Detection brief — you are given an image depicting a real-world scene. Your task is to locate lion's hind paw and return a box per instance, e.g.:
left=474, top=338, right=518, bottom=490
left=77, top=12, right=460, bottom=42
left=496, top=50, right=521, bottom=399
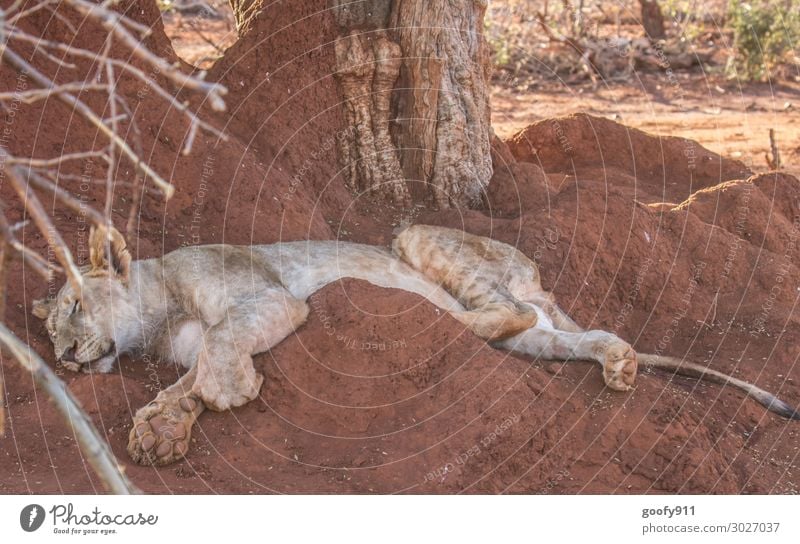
left=602, top=343, right=638, bottom=391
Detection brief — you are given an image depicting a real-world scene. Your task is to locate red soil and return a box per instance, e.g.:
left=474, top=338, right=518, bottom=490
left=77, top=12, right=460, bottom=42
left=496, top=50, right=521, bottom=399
left=1, top=1, right=798, bottom=494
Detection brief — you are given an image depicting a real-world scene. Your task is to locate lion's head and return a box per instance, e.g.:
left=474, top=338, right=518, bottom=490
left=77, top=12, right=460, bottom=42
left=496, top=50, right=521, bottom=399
left=32, top=225, right=137, bottom=373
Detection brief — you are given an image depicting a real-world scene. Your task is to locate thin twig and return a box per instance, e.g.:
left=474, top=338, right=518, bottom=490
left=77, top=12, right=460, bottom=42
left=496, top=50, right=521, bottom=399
left=103, top=36, right=118, bottom=221
left=6, top=0, right=59, bottom=25
left=6, top=150, right=108, bottom=168
left=0, top=323, right=139, bottom=494
left=6, top=28, right=227, bottom=140
left=765, top=128, right=782, bottom=170
left=24, top=167, right=108, bottom=226
left=4, top=164, right=84, bottom=296
left=66, top=0, right=228, bottom=111
left=0, top=237, right=8, bottom=437
left=0, top=83, right=108, bottom=104
left=1, top=46, right=176, bottom=199
left=0, top=210, right=60, bottom=281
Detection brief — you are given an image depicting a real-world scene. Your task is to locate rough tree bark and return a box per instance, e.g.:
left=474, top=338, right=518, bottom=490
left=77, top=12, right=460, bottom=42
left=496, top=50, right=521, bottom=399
left=229, top=0, right=493, bottom=209
left=638, top=0, right=666, bottom=41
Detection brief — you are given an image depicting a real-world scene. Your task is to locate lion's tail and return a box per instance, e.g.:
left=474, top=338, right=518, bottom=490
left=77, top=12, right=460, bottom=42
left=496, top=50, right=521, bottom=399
left=639, top=354, right=800, bottom=420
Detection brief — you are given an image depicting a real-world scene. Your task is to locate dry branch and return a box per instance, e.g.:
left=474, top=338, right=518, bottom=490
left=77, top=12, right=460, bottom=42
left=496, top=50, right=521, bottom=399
left=766, top=128, right=782, bottom=170
left=5, top=28, right=227, bottom=142
left=0, top=209, right=60, bottom=281
left=5, top=165, right=85, bottom=296
left=24, top=168, right=108, bottom=226
left=0, top=323, right=139, bottom=494
left=0, top=238, right=7, bottom=437
left=6, top=150, right=109, bottom=168
left=66, top=0, right=228, bottom=111
left=1, top=47, right=176, bottom=200
left=0, top=0, right=231, bottom=490
left=0, top=83, right=107, bottom=103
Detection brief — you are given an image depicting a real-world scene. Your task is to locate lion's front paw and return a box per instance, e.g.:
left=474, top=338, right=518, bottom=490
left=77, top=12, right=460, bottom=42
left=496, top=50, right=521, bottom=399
left=127, top=394, right=203, bottom=466
left=602, top=343, right=638, bottom=391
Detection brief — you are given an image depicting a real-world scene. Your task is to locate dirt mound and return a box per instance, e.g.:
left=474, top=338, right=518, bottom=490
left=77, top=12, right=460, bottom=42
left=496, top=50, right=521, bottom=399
left=204, top=0, right=352, bottom=216
left=505, top=113, right=753, bottom=205
left=2, top=3, right=799, bottom=494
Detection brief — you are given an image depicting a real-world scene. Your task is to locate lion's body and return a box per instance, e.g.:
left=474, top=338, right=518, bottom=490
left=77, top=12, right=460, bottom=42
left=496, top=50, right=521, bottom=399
left=33, top=224, right=798, bottom=466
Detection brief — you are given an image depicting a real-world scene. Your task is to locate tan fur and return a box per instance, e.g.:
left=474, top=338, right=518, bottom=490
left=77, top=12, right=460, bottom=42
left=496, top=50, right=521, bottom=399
left=33, top=225, right=798, bottom=466
left=88, top=224, right=131, bottom=282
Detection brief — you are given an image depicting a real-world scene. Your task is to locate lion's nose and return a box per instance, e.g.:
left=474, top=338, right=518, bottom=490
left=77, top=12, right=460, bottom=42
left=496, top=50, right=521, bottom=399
left=61, top=341, right=78, bottom=362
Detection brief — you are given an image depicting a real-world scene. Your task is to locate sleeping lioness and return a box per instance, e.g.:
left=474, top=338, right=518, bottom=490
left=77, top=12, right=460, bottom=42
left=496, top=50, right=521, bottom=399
left=32, top=224, right=799, bottom=466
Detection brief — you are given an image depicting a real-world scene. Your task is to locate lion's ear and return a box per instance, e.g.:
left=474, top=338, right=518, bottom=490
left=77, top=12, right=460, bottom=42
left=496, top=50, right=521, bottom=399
left=32, top=298, right=54, bottom=319
left=89, top=224, right=131, bottom=282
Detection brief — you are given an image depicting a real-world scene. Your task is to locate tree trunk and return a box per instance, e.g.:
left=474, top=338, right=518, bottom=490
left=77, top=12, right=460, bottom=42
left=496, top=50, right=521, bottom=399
left=638, top=0, right=666, bottom=41
left=228, top=0, right=493, bottom=209
left=332, top=0, right=493, bottom=209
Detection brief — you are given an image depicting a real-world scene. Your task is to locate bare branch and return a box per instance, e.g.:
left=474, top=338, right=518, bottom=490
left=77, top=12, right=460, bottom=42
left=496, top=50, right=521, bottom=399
left=0, top=83, right=108, bottom=104
left=0, top=211, right=60, bottom=281
left=1, top=46, right=176, bottom=200
left=6, top=0, right=60, bottom=25
left=103, top=36, right=118, bottom=221
left=0, top=233, right=8, bottom=437
left=24, top=168, right=108, bottom=226
left=0, top=323, right=139, bottom=494
left=4, top=164, right=84, bottom=296
left=765, top=128, right=782, bottom=170
left=6, top=28, right=227, bottom=141
left=6, top=150, right=109, bottom=168
left=66, top=0, right=228, bottom=111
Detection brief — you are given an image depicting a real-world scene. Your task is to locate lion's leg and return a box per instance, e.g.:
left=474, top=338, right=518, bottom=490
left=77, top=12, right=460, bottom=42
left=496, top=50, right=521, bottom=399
left=127, top=365, right=204, bottom=466
left=192, top=291, right=309, bottom=412
left=540, top=301, right=584, bottom=333
left=522, top=293, right=584, bottom=333
left=495, top=327, right=637, bottom=391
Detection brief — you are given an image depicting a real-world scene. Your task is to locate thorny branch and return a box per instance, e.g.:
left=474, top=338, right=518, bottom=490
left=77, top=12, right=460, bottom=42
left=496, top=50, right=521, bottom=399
left=0, top=0, right=229, bottom=490
left=0, top=323, right=139, bottom=493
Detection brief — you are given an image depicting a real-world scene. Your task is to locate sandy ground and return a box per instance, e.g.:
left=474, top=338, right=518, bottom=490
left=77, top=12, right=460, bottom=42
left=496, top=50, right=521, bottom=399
left=491, top=75, right=800, bottom=180
left=2, top=2, right=799, bottom=495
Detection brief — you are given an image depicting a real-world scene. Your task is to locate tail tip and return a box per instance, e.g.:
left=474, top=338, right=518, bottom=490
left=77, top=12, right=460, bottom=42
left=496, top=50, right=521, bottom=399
left=767, top=398, right=800, bottom=421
